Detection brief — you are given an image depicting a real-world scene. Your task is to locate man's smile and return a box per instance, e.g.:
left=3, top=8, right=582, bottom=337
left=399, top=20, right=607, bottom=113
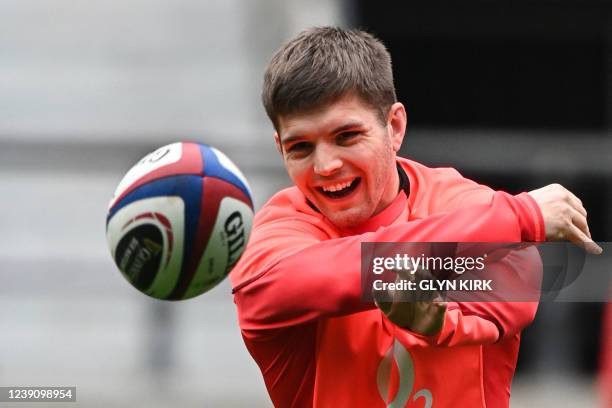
left=316, top=177, right=361, bottom=199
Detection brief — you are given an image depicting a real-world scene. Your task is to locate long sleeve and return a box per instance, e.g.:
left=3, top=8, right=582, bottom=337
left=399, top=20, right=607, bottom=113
left=233, top=191, right=541, bottom=345
left=406, top=163, right=544, bottom=341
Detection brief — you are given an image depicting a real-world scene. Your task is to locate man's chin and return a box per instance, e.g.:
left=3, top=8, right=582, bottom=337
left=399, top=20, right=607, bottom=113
left=321, top=208, right=369, bottom=230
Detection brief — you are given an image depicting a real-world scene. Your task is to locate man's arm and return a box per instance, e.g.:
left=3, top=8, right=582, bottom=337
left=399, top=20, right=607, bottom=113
left=402, top=165, right=600, bottom=339
left=234, top=191, right=540, bottom=346
left=413, top=164, right=600, bottom=254
left=387, top=182, right=602, bottom=340
left=381, top=257, right=543, bottom=347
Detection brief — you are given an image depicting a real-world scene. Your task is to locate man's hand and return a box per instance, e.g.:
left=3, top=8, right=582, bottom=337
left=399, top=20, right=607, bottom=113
left=376, top=298, right=447, bottom=336
left=528, top=183, right=602, bottom=254
left=374, top=267, right=446, bottom=336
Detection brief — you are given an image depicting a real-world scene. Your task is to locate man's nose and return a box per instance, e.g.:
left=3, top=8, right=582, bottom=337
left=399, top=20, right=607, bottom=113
left=313, top=144, right=342, bottom=176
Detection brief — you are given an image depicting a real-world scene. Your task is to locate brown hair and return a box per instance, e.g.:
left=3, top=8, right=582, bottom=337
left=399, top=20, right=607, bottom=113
left=262, top=26, right=397, bottom=130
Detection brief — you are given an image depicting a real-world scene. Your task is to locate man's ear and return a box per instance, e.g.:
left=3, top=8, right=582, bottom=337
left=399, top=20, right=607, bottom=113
left=274, top=132, right=284, bottom=156
left=387, top=102, right=407, bottom=152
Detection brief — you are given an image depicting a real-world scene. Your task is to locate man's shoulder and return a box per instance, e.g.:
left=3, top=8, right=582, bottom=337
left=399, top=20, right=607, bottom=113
left=397, top=157, right=494, bottom=214
left=397, top=156, right=465, bottom=182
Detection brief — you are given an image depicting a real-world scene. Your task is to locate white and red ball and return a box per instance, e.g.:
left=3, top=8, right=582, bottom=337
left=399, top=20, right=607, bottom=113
left=106, top=142, right=253, bottom=300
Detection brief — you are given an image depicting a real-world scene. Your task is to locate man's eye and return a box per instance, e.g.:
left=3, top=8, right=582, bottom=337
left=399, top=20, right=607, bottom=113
left=337, top=131, right=360, bottom=143
left=287, top=142, right=311, bottom=154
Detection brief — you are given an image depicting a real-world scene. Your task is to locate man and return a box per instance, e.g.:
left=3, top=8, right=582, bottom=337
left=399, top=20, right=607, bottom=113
left=230, top=27, right=600, bottom=407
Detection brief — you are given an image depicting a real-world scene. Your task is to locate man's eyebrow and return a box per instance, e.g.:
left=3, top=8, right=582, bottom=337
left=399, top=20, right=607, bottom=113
left=329, top=121, right=363, bottom=135
left=280, top=134, right=305, bottom=146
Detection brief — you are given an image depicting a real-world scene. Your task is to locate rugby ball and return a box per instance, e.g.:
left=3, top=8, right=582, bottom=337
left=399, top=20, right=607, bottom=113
left=106, top=142, right=253, bottom=300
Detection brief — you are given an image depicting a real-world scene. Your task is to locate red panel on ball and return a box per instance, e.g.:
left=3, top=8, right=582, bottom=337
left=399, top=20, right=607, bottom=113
left=168, top=176, right=253, bottom=299
left=111, top=142, right=204, bottom=209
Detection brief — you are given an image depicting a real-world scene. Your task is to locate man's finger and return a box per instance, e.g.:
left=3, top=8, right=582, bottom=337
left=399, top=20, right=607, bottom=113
left=567, top=190, right=587, bottom=217
left=410, top=301, right=447, bottom=336
left=570, top=207, right=591, bottom=239
left=568, top=224, right=603, bottom=255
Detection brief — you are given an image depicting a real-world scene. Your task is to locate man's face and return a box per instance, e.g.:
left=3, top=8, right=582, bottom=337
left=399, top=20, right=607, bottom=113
left=275, top=94, right=406, bottom=229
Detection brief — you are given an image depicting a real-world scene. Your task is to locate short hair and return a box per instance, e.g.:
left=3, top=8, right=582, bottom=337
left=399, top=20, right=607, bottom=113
left=262, top=26, right=397, bottom=130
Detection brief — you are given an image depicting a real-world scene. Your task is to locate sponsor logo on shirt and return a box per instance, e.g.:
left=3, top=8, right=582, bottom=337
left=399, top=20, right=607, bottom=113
left=377, top=339, right=433, bottom=408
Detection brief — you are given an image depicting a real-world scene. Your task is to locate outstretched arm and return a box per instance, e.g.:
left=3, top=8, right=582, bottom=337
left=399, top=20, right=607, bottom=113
left=234, top=191, right=540, bottom=345
left=382, top=183, right=600, bottom=341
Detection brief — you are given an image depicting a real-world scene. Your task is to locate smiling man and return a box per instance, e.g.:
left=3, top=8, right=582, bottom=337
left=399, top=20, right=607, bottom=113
left=230, top=27, right=599, bottom=407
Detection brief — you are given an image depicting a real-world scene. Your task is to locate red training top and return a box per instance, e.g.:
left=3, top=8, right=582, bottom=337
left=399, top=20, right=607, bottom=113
left=231, top=158, right=545, bottom=408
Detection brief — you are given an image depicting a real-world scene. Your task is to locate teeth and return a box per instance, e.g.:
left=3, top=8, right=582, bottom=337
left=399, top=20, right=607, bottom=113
left=322, top=180, right=352, bottom=192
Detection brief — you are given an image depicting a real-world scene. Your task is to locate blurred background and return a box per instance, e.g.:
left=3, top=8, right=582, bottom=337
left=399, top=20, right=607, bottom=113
left=0, top=0, right=610, bottom=407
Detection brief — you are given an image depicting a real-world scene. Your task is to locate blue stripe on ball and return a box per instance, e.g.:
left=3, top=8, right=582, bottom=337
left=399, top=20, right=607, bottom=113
left=107, top=175, right=203, bottom=290
left=199, top=144, right=251, bottom=199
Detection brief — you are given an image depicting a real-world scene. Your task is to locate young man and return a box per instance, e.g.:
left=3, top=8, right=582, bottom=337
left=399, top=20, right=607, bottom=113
left=230, top=27, right=600, bottom=407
